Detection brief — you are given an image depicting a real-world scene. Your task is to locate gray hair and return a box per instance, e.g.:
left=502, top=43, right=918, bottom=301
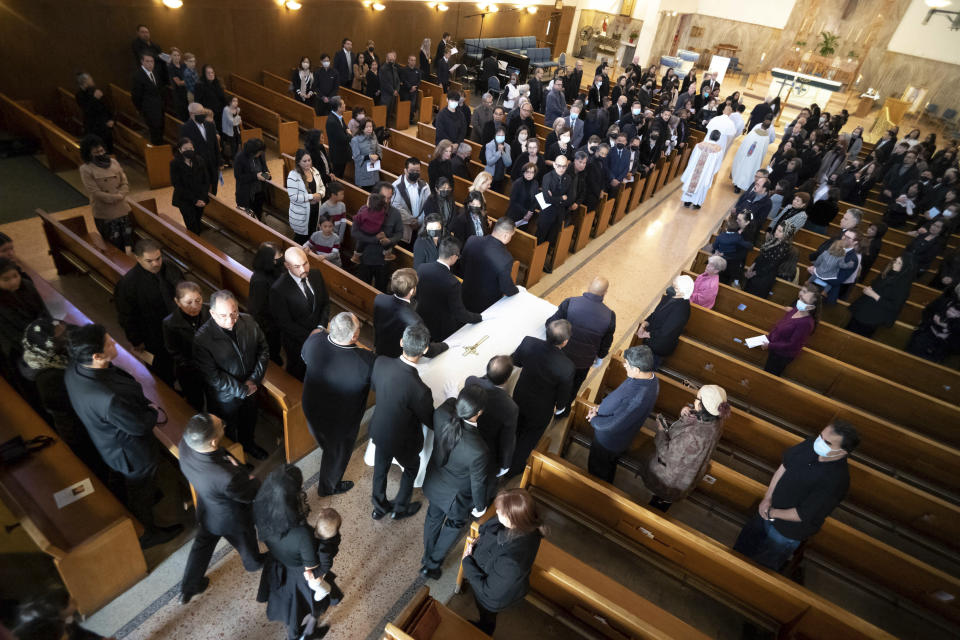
left=209, top=289, right=237, bottom=309
left=707, top=255, right=727, bottom=272
left=844, top=208, right=863, bottom=225
left=401, top=324, right=431, bottom=357
left=184, top=413, right=219, bottom=450
left=457, top=142, right=472, bottom=156
left=623, top=345, right=654, bottom=372
left=328, top=312, right=358, bottom=343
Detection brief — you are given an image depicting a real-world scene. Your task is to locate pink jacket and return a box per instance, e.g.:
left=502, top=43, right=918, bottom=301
left=690, top=272, right=719, bottom=309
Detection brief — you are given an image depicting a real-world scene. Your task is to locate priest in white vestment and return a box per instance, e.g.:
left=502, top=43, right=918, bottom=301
left=681, top=130, right=725, bottom=208
left=731, top=122, right=775, bottom=192
left=706, top=104, right=737, bottom=158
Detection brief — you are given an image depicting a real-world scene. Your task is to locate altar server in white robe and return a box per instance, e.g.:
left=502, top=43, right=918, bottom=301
left=681, top=130, right=725, bottom=209
left=731, top=121, right=775, bottom=192
left=706, top=104, right=737, bottom=158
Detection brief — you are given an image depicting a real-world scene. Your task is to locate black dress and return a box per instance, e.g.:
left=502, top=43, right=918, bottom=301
left=365, top=70, right=381, bottom=102
left=257, top=524, right=321, bottom=640
left=0, top=280, right=49, bottom=362
left=744, top=241, right=792, bottom=299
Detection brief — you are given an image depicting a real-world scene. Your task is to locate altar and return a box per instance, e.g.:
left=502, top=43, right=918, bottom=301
left=364, top=289, right=558, bottom=486
left=766, top=68, right=843, bottom=109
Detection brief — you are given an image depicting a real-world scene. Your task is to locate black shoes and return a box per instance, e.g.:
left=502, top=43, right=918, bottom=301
left=371, top=509, right=387, bottom=520
left=420, top=566, right=442, bottom=580
left=682, top=201, right=691, bottom=208
left=180, top=576, right=209, bottom=605
left=319, top=480, right=354, bottom=497
left=244, top=443, right=269, bottom=460
left=692, top=204, right=701, bottom=210
left=734, top=186, right=742, bottom=193
left=299, top=624, right=329, bottom=640
left=139, top=523, right=184, bottom=549
left=392, top=501, right=423, bottom=520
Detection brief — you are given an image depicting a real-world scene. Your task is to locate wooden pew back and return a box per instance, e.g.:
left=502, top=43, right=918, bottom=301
left=230, top=74, right=321, bottom=130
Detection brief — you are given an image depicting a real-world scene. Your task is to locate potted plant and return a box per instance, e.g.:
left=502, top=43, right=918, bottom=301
left=817, top=31, right=839, bottom=56
left=629, top=30, right=639, bottom=43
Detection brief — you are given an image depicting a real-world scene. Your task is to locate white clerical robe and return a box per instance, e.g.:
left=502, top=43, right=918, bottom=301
left=706, top=114, right=737, bottom=157
left=731, top=125, right=774, bottom=190
left=680, top=140, right=724, bottom=206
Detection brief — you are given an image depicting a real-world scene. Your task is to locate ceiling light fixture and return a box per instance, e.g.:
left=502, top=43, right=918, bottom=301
left=922, top=0, right=960, bottom=28
left=162, top=0, right=183, bottom=7
left=285, top=0, right=302, bottom=9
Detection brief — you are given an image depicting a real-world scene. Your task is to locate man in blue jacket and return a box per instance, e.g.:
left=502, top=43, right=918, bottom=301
left=605, top=132, right=631, bottom=190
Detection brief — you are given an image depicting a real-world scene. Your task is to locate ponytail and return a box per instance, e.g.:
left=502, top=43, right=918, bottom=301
left=435, top=384, right=487, bottom=466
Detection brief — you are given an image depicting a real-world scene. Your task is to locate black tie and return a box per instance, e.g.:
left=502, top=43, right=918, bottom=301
left=302, top=277, right=315, bottom=312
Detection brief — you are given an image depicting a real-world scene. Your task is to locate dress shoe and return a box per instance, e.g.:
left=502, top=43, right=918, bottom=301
left=420, top=566, right=442, bottom=580
left=692, top=204, right=701, bottom=210
left=543, top=264, right=553, bottom=274
left=299, top=624, right=329, bottom=640
left=554, top=406, right=570, bottom=418
left=139, top=523, right=184, bottom=549
left=371, top=509, right=388, bottom=520
left=244, top=443, right=269, bottom=460
left=733, top=186, right=742, bottom=193
left=392, top=501, right=422, bottom=520
left=318, top=480, right=354, bottom=497
left=682, top=201, right=691, bottom=208
left=180, top=576, right=210, bottom=604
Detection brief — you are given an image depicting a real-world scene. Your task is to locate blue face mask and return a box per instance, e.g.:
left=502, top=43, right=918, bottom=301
left=632, top=108, right=641, bottom=116
left=495, top=135, right=505, bottom=144
left=796, top=299, right=812, bottom=312
left=570, top=112, right=578, bottom=120
left=812, top=435, right=842, bottom=458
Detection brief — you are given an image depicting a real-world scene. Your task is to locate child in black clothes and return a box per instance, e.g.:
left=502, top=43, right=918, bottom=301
left=305, top=507, right=344, bottom=611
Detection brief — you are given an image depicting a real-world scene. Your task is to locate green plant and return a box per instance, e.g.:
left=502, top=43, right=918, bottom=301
left=629, top=31, right=639, bottom=40
left=795, top=40, right=807, bottom=47
left=817, top=31, right=839, bottom=56
left=846, top=50, right=858, bottom=59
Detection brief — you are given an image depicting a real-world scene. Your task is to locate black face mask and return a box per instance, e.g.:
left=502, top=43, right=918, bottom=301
left=665, top=286, right=676, bottom=297
left=274, top=257, right=284, bottom=272
left=368, top=46, right=375, bottom=52
left=439, top=189, right=451, bottom=199
left=181, top=149, right=195, bottom=159
left=92, top=154, right=111, bottom=168
left=408, top=172, right=420, bottom=182
left=468, top=205, right=482, bottom=214
left=616, top=143, right=625, bottom=150
left=194, top=114, right=206, bottom=124
left=427, top=228, right=441, bottom=238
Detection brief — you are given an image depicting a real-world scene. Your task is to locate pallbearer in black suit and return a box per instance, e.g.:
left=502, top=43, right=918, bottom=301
left=373, top=268, right=447, bottom=358
left=115, top=238, right=181, bottom=384
left=63, top=324, right=183, bottom=548
left=130, top=53, right=164, bottom=145
left=178, top=414, right=264, bottom=604
left=301, top=312, right=375, bottom=497
left=416, top=237, right=482, bottom=342
left=369, top=324, right=435, bottom=520
left=269, top=247, right=330, bottom=380
left=461, top=217, right=519, bottom=313
left=465, top=355, right=518, bottom=498
left=507, top=320, right=575, bottom=476
left=420, top=385, right=491, bottom=580
left=193, top=290, right=270, bottom=460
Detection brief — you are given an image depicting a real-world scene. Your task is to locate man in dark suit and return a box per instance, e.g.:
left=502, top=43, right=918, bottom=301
left=313, top=53, right=340, bottom=116
left=747, top=96, right=774, bottom=131
left=399, top=55, right=422, bottom=127
left=435, top=92, right=466, bottom=144
left=563, top=102, right=586, bottom=149
left=608, top=95, right=628, bottom=128
left=64, top=324, right=183, bottom=548
left=180, top=102, right=221, bottom=195
left=132, top=24, right=166, bottom=85
left=528, top=67, right=544, bottom=113
left=605, top=132, right=632, bottom=190
left=326, top=97, right=351, bottom=178
left=269, top=247, right=330, bottom=379
left=194, top=290, right=270, bottom=460
left=302, top=312, right=375, bottom=497
left=700, top=72, right=720, bottom=94
left=566, top=60, right=584, bottom=103
left=416, top=237, right=482, bottom=341
left=435, top=32, right=452, bottom=73
left=437, top=49, right=452, bottom=92
left=380, top=50, right=401, bottom=128
left=461, top=217, right=520, bottom=313
left=420, top=385, right=491, bottom=579
left=369, top=324, right=435, bottom=520
left=178, top=413, right=263, bottom=603
left=507, top=320, right=575, bottom=476
left=333, top=38, right=353, bottom=88
left=881, top=150, right=919, bottom=200
left=115, top=239, right=181, bottom=384
left=465, top=355, right=518, bottom=498
left=546, top=277, right=616, bottom=413
left=373, top=268, right=447, bottom=358
left=131, top=53, right=165, bottom=145
left=538, top=155, right=574, bottom=273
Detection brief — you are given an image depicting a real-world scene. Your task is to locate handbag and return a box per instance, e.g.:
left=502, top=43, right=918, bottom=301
left=0, top=434, right=55, bottom=466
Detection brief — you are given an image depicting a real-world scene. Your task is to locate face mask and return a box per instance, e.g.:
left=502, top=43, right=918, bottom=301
left=650, top=136, right=659, bottom=142
left=796, top=299, right=812, bottom=311
left=368, top=46, right=375, bottom=52
left=560, top=135, right=570, bottom=145
left=194, top=114, right=206, bottom=123
left=812, top=435, right=842, bottom=458
left=588, top=144, right=597, bottom=152
left=665, top=286, right=676, bottom=297
left=631, top=145, right=640, bottom=151
left=93, top=153, right=111, bottom=168
left=439, top=189, right=451, bottom=198
left=274, top=257, right=284, bottom=271
left=408, top=171, right=420, bottom=182
left=427, top=227, right=441, bottom=237
left=570, top=112, right=578, bottom=120
left=616, top=142, right=625, bottom=150
left=468, top=205, right=482, bottom=214
left=495, top=135, right=506, bottom=144
left=181, top=149, right=195, bottom=159
left=322, top=61, right=330, bottom=69
left=448, top=101, right=458, bottom=111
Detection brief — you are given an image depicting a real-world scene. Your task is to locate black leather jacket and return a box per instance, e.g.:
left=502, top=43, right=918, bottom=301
left=192, top=313, right=269, bottom=402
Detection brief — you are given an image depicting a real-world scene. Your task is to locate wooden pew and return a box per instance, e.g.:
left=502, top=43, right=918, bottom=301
left=0, top=93, right=82, bottom=171
left=229, top=74, right=322, bottom=131
left=562, top=396, right=960, bottom=627
left=518, top=451, right=894, bottom=639
left=592, top=193, right=615, bottom=238
left=56, top=86, right=84, bottom=134
left=795, top=226, right=943, bottom=275
left=570, top=203, right=596, bottom=253
left=689, top=273, right=960, bottom=405
left=681, top=304, right=960, bottom=445
left=340, top=86, right=387, bottom=129
left=384, top=586, right=488, bottom=640
left=219, top=89, right=298, bottom=157
left=415, top=122, right=483, bottom=164
left=660, top=336, right=960, bottom=492
left=0, top=375, right=146, bottom=615
left=589, top=367, right=960, bottom=554
left=416, top=90, right=434, bottom=126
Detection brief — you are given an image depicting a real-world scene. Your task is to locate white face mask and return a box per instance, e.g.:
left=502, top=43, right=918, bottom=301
left=560, top=135, right=571, bottom=145
left=812, top=435, right=842, bottom=458
left=448, top=100, right=458, bottom=111
left=322, top=61, right=330, bottom=69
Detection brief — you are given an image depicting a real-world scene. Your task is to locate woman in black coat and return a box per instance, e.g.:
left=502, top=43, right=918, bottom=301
left=448, top=191, right=490, bottom=247
left=422, top=177, right=457, bottom=227
left=636, top=275, right=693, bottom=366
left=364, top=59, right=381, bottom=103
left=75, top=73, right=114, bottom=153
left=162, top=281, right=210, bottom=410
left=847, top=253, right=917, bottom=337
left=254, top=465, right=327, bottom=640
left=194, top=64, right=228, bottom=130
left=461, top=488, right=545, bottom=635
left=248, top=242, right=284, bottom=365
left=234, top=138, right=269, bottom=219
left=506, top=162, right=540, bottom=223
left=170, top=138, right=210, bottom=235
left=421, top=386, right=491, bottom=579
left=905, top=219, right=947, bottom=276
left=303, top=129, right=333, bottom=187
left=858, top=222, right=888, bottom=282
left=428, top=142, right=455, bottom=192
left=744, top=223, right=796, bottom=299
left=413, top=213, right=447, bottom=268
left=0, top=258, right=49, bottom=365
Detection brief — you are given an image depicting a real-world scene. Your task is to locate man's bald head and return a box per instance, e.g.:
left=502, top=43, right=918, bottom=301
left=284, top=246, right=310, bottom=278
left=587, top=276, right=609, bottom=297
